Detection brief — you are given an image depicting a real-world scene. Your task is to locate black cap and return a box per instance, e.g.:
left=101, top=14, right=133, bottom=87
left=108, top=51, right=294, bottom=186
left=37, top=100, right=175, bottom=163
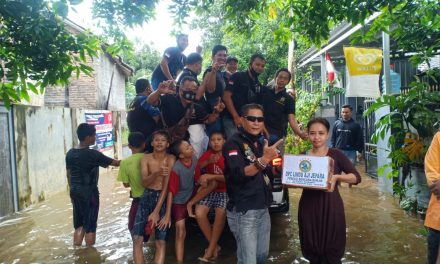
left=186, top=53, right=203, bottom=65
left=226, top=56, right=238, bottom=63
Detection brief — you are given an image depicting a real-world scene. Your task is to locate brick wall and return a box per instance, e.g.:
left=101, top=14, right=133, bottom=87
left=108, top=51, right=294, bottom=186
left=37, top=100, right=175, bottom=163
left=68, top=56, right=98, bottom=109
left=44, top=85, right=66, bottom=107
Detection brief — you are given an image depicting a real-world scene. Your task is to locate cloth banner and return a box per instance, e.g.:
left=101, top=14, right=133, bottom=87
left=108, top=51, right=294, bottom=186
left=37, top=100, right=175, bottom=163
left=343, top=47, right=382, bottom=98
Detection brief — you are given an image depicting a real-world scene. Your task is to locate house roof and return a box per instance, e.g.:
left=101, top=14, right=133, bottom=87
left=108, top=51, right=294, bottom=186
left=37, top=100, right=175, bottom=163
left=297, top=12, right=383, bottom=67
left=64, top=18, right=133, bottom=77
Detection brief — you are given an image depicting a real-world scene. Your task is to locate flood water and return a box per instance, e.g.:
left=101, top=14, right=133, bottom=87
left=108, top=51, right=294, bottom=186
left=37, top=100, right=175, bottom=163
left=0, top=165, right=427, bottom=263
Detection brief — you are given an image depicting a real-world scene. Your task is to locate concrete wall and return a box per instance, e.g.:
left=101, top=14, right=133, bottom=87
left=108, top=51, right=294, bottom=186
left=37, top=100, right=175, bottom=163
left=13, top=105, right=124, bottom=210
left=95, top=53, right=126, bottom=111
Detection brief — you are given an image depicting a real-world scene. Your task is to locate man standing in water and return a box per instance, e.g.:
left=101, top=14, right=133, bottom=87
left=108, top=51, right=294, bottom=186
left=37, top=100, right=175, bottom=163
left=66, top=123, right=120, bottom=246
left=331, top=104, right=364, bottom=164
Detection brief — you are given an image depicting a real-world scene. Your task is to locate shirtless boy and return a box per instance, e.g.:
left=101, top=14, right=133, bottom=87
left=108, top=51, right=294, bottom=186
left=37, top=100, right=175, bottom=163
left=131, top=130, right=175, bottom=264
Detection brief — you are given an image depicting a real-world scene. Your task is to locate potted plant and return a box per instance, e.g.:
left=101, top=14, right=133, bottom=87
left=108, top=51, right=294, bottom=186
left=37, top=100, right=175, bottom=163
left=364, top=68, right=440, bottom=214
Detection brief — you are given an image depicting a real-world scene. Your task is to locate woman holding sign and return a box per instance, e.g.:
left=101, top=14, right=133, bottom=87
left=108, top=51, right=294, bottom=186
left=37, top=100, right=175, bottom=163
left=298, top=117, right=361, bottom=264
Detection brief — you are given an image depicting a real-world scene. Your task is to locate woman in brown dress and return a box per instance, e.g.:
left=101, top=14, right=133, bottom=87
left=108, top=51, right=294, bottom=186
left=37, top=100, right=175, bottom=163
left=298, top=117, right=361, bottom=264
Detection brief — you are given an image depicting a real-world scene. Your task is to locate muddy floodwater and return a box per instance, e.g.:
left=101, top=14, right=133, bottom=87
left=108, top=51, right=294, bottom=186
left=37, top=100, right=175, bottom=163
left=0, top=166, right=427, bottom=263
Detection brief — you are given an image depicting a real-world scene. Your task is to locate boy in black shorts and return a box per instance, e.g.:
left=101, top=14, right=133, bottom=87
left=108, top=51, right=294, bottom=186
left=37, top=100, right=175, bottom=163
left=66, top=123, right=120, bottom=246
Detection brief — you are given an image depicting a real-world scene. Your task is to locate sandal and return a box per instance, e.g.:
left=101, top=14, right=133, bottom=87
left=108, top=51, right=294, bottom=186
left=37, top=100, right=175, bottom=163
left=198, top=256, right=214, bottom=263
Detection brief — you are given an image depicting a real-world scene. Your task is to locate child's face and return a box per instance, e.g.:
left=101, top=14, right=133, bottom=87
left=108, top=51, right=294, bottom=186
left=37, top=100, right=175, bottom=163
left=179, top=141, right=194, bottom=159
left=209, top=134, right=225, bottom=152
left=85, top=133, right=96, bottom=146
left=151, top=134, right=169, bottom=151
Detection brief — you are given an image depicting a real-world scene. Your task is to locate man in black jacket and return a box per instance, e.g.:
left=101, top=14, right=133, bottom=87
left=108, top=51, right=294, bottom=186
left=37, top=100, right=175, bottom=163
left=331, top=104, right=364, bottom=164
left=223, top=103, right=282, bottom=264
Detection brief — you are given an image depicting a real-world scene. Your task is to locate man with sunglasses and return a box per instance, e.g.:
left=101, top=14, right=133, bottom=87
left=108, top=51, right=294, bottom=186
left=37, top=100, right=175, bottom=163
left=223, top=103, right=283, bottom=264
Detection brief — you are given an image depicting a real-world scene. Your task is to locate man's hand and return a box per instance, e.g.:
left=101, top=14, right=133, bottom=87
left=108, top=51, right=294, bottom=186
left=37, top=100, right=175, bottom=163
left=430, top=179, right=440, bottom=198
left=157, top=80, right=176, bottom=95
left=213, top=100, right=225, bottom=114
left=299, top=131, right=308, bottom=140
left=212, top=61, right=226, bottom=73
left=261, top=139, right=283, bottom=164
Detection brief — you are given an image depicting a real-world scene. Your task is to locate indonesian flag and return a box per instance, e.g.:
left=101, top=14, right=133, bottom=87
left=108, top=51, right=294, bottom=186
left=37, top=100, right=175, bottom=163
left=325, top=52, right=342, bottom=87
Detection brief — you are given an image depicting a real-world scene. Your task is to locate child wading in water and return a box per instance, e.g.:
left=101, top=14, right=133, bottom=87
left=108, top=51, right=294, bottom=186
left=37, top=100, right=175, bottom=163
left=187, top=131, right=227, bottom=261
left=166, top=140, right=197, bottom=262
left=131, top=130, right=175, bottom=264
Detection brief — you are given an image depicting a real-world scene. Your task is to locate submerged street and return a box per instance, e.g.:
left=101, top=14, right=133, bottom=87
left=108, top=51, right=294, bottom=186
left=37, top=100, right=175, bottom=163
left=0, top=166, right=427, bottom=264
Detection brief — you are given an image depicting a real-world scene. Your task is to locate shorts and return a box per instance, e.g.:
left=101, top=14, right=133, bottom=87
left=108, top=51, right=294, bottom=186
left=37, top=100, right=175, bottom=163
left=128, top=198, right=140, bottom=231
left=131, top=189, right=168, bottom=241
left=70, top=186, right=100, bottom=233
left=172, top=203, right=188, bottom=223
left=197, top=192, right=228, bottom=209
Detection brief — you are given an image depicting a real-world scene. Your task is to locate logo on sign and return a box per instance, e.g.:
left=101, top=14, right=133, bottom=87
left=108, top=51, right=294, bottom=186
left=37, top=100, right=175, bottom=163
left=353, top=53, right=377, bottom=65
left=299, top=159, right=312, bottom=173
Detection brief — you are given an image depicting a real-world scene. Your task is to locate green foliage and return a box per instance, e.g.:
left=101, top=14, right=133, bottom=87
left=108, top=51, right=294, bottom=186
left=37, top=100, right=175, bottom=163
left=0, top=0, right=159, bottom=109
left=0, top=0, right=100, bottom=109
left=186, top=0, right=288, bottom=85
left=123, top=44, right=161, bottom=107
left=364, top=69, right=440, bottom=201
left=284, top=88, right=322, bottom=155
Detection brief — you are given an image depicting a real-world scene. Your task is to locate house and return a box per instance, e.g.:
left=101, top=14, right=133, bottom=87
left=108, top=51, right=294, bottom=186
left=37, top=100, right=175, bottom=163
left=0, top=19, right=132, bottom=217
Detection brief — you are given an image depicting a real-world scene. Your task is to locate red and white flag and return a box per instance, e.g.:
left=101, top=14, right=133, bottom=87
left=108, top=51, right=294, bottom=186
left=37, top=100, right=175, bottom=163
left=325, top=52, right=342, bottom=87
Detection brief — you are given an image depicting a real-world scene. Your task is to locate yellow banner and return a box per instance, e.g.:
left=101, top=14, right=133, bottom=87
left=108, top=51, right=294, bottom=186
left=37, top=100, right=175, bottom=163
left=344, top=47, right=382, bottom=75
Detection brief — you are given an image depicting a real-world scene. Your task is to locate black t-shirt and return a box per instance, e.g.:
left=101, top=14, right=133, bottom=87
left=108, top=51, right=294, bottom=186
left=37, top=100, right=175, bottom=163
left=260, top=87, right=295, bottom=137
left=66, top=148, right=114, bottom=188
left=203, top=66, right=226, bottom=110
left=126, top=96, right=159, bottom=139
left=222, top=130, right=272, bottom=212
left=159, top=94, right=209, bottom=126
left=224, top=71, right=262, bottom=118
left=151, top=47, right=186, bottom=83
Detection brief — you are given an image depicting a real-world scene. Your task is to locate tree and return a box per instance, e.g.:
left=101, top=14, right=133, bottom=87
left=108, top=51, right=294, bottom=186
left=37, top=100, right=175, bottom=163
left=0, top=0, right=158, bottom=109
left=172, top=0, right=439, bottom=65
left=188, top=0, right=288, bottom=85
left=124, top=43, right=161, bottom=107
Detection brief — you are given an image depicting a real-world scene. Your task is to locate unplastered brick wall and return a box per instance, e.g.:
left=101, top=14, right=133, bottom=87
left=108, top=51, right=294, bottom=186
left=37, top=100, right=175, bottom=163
left=44, top=85, right=66, bottom=107
left=68, top=56, right=98, bottom=109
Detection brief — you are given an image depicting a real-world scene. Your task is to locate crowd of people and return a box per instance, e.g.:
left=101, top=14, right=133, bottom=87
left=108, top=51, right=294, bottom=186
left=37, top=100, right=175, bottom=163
left=66, top=33, right=438, bottom=264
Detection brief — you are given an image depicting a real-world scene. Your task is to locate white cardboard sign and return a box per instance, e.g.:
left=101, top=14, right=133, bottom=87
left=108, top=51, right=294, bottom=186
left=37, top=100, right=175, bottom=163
left=282, top=154, right=330, bottom=189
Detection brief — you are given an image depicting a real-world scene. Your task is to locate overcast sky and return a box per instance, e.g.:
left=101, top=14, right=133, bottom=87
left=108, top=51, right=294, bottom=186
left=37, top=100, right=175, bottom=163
left=68, top=0, right=202, bottom=55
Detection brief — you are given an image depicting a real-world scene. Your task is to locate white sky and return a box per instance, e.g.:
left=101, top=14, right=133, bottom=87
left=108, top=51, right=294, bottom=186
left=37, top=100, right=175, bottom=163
left=68, top=0, right=202, bottom=55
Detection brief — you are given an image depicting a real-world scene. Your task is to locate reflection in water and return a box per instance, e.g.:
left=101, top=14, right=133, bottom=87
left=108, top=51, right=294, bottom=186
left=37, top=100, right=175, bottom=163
left=0, top=167, right=426, bottom=263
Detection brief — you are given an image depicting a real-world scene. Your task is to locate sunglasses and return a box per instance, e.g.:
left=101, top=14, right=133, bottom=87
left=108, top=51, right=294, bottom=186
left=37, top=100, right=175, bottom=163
left=244, top=116, right=264, bottom=122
